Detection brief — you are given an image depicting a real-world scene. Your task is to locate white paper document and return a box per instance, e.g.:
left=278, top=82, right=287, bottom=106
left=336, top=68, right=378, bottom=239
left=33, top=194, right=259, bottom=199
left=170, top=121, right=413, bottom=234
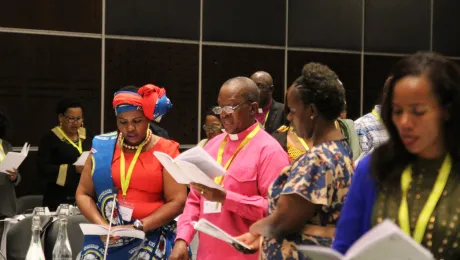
left=73, top=151, right=90, bottom=166
left=192, top=218, right=251, bottom=250
left=153, top=146, right=226, bottom=191
left=297, top=219, right=434, bottom=260
left=79, top=224, right=145, bottom=240
left=0, top=142, right=30, bottom=173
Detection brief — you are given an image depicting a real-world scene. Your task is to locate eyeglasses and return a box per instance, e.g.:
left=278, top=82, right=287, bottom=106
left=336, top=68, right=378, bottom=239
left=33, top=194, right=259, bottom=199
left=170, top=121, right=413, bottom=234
left=64, top=114, right=83, bottom=123
left=203, top=125, right=222, bottom=132
left=212, top=102, right=247, bottom=115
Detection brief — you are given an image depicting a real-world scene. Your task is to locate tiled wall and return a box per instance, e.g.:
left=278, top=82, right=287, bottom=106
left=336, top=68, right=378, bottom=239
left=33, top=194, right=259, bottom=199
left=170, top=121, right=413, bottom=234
left=0, top=0, right=459, bottom=196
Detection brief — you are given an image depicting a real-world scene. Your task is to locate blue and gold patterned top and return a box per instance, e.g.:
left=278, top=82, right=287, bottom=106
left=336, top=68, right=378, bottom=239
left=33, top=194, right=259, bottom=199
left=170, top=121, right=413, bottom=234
left=261, top=139, right=354, bottom=260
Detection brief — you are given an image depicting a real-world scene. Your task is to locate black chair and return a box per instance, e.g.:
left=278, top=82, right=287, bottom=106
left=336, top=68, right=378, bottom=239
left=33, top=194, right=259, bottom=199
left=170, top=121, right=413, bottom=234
left=44, top=215, right=89, bottom=260
left=16, top=195, right=43, bottom=214
left=6, top=216, right=53, bottom=260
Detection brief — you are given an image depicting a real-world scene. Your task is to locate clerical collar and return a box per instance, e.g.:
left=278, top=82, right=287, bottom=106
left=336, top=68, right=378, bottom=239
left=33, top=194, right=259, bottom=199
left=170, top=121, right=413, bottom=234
left=258, top=99, right=273, bottom=114
left=225, top=122, right=258, bottom=141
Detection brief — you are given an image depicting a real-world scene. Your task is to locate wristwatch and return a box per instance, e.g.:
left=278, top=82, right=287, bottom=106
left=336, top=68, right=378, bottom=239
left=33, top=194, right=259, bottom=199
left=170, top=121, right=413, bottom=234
left=133, top=219, right=144, bottom=231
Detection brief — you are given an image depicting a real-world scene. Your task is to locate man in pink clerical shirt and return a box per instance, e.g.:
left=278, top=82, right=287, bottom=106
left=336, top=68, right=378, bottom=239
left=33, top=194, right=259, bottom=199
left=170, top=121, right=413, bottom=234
left=170, top=77, right=290, bottom=260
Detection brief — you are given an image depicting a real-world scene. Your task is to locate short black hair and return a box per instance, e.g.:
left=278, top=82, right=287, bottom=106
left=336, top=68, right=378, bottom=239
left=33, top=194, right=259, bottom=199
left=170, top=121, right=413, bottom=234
left=118, top=85, right=139, bottom=93
left=205, top=107, right=217, bottom=118
left=373, top=51, right=460, bottom=186
left=294, top=62, right=345, bottom=120
left=0, top=107, right=9, bottom=139
left=203, top=107, right=220, bottom=123
left=56, top=98, right=84, bottom=115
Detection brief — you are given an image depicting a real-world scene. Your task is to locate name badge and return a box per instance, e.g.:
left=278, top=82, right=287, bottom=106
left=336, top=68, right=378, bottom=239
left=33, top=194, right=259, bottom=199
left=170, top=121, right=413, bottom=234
left=203, top=200, right=222, bottom=214
left=119, top=199, right=134, bottom=222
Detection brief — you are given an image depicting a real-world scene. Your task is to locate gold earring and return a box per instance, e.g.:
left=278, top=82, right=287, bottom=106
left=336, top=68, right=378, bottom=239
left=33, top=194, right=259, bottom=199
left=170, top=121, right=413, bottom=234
left=60, top=121, right=63, bottom=127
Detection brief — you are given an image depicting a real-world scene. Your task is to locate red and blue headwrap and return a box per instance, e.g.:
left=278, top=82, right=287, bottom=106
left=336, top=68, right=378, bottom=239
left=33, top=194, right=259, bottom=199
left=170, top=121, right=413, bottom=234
left=112, top=84, right=172, bottom=122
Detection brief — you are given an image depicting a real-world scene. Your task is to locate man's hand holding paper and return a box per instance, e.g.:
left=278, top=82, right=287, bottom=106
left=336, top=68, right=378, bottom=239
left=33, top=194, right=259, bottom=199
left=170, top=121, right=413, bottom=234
left=191, top=182, right=226, bottom=203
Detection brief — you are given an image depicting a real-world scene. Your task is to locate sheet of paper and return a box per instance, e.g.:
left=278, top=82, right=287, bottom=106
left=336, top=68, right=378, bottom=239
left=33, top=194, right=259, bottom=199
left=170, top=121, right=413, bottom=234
left=20, top=142, right=30, bottom=155
left=73, top=151, right=90, bottom=166
left=79, top=223, right=109, bottom=236
left=176, top=146, right=226, bottom=179
left=0, top=152, right=26, bottom=173
left=79, top=223, right=145, bottom=240
left=175, top=160, right=224, bottom=191
left=154, top=152, right=192, bottom=184
left=193, top=219, right=251, bottom=250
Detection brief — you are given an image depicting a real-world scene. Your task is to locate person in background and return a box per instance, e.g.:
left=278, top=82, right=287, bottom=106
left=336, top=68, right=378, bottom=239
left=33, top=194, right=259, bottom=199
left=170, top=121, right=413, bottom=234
left=77, top=84, right=187, bottom=259
left=198, top=108, right=223, bottom=147
left=250, top=71, right=287, bottom=133
left=37, top=98, right=92, bottom=210
left=334, top=80, right=362, bottom=161
left=354, top=77, right=391, bottom=157
left=333, top=52, right=460, bottom=260
left=236, top=63, right=354, bottom=259
left=0, top=107, right=20, bottom=242
left=170, top=77, right=289, bottom=260
left=336, top=118, right=362, bottom=161
left=272, top=124, right=312, bottom=162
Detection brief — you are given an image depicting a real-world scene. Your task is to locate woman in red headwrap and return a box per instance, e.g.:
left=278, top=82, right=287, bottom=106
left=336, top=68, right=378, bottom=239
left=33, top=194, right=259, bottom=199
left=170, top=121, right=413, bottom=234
left=76, top=85, right=188, bottom=259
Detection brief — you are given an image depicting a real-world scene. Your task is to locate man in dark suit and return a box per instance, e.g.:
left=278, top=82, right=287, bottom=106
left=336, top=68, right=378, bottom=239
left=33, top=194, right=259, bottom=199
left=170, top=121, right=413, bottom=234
left=250, top=71, right=287, bottom=134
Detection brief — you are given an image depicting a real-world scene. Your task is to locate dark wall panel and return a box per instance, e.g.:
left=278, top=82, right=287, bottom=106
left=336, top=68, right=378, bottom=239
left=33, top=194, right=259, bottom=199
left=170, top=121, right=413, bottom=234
left=105, top=39, right=199, bottom=144
left=287, top=51, right=361, bottom=120
left=365, top=0, right=430, bottom=53
left=201, top=45, right=285, bottom=123
left=0, top=33, right=101, bottom=146
left=289, top=0, right=362, bottom=51
left=363, top=55, right=403, bottom=113
left=15, top=152, right=43, bottom=197
left=106, top=0, right=200, bottom=40
left=0, top=1, right=101, bottom=33
left=203, top=0, right=285, bottom=45
left=433, top=0, right=460, bottom=56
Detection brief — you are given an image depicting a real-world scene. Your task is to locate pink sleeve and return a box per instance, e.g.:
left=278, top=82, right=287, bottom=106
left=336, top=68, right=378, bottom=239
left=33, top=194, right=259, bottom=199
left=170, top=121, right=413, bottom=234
left=175, top=188, right=201, bottom=245
left=222, top=150, right=290, bottom=220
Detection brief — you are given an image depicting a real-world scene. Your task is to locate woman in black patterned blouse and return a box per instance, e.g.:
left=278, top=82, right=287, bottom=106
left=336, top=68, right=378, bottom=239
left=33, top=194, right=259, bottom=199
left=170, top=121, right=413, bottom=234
left=37, top=98, right=93, bottom=210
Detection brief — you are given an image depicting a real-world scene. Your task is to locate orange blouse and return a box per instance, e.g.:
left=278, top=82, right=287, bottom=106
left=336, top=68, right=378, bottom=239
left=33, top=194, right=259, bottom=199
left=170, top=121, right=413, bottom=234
left=111, top=137, right=180, bottom=220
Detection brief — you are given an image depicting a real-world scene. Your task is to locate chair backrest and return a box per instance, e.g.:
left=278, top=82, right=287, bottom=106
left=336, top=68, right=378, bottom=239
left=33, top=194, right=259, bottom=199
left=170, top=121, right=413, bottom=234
left=16, top=195, right=43, bottom=214
left=6, top=216, right=53, bottom=260
left=44, top=215, right=89, bottom=260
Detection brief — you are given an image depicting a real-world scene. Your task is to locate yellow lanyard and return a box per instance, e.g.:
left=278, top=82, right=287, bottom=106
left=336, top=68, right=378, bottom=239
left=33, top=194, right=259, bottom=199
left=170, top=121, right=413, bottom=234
left=398, top=155, right=452, bottom=243
left=119, top=138, right=146, bottom=198
left=262, top=111, right=270, bottom=128
left=372, top=109, right=381, bottom=121
left=334, top=121, right=339, bottom=129
left=57, top=127, right=82, bottom=154
left=290, top=128, right=309, bottom=151
left=214, top=124, right=261, bottom=185
left=0, top=140, right=5, bottom=162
